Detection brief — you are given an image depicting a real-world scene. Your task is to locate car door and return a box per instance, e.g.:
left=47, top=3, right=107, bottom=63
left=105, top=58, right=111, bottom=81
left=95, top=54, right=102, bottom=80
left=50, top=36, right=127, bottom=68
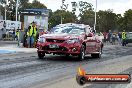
left=86, top=36, right=96, bottom=54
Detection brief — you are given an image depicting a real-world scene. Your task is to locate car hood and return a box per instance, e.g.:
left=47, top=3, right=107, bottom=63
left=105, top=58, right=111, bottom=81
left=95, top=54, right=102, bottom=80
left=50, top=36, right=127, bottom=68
left=40, top=33, right=84, bottom=40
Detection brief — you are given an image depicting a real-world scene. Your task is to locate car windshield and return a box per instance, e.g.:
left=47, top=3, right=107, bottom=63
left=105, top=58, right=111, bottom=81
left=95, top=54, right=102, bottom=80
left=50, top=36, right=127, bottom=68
left=61, top=28, right=85, bottom=34
left=50, top=27, right=63, bottom=33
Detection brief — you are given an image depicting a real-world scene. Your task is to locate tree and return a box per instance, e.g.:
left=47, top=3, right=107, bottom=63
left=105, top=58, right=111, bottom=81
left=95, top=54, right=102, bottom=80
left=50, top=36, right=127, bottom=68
left=123, top=9, right=132, bottom=31
left=0, top=0, right=6, bottom=5
left=116, top=14, right=124, bottom=31
left=71, top=1, right=93, bottom=18
left=30, top=0, right=47, bottom=9
left=0, top=0, right=7, bottom=20
left=48, top=10, right=77, bottom=29
left=0, top=0, right=30, bottom=20
left=79, top=9, right=95, bottom=27
left=0, top=5, right=4, bottom=17
left=96, top=10, right=118, bottom=32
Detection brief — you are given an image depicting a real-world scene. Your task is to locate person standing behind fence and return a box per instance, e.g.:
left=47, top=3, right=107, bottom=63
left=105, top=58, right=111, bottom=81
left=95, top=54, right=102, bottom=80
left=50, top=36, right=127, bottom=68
left=27, top=22, right=36, bottom=48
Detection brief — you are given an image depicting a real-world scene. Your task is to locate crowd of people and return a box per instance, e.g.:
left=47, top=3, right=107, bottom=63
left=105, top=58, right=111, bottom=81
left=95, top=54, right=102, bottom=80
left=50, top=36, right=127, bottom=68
left=102, top=30, right=127, bottom=46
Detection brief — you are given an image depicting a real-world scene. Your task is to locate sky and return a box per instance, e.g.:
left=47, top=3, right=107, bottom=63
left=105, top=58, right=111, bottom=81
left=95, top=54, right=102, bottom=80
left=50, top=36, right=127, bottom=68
left=30, top=0, right=132, bottom=15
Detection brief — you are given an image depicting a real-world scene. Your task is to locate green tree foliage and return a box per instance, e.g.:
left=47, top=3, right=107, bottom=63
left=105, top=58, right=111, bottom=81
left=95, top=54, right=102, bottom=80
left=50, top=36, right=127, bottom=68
left=96, top=10, right=118, bottom=32
left=30, top=0, right=47, bottom=9
left=123, top=9, right=132, bottom=31
left=0, top=0, right=6, bottom=5
left=79, top=9, right=95, bottom=27
left=48, top=10, right=77, bottom=29
left=79, top=8, right=120, bottom=32
left=0, top=0, right=7, bottom=19
left=0, top=5, right=4, bottom=16
left=116, top=14, right=124, bottom=31
left=78, top=1, right=93, bottom=16
left=0, top=0, right=47, bottom=21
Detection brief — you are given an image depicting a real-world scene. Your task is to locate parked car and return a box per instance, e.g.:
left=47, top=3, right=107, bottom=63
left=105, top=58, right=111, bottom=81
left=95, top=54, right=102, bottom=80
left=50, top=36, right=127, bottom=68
left=126, top=32, right=132, bottom=44
left=37, top=23, right=103, bottom=60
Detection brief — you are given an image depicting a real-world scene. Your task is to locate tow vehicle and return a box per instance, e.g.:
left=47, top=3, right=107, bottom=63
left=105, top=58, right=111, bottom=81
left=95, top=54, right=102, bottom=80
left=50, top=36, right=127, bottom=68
left=37, top=23, right=103, bottom=60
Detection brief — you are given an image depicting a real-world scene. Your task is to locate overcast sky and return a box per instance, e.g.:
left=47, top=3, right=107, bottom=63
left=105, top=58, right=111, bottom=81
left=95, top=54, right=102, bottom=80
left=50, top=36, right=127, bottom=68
left=30, top=0, right=132, bottom=15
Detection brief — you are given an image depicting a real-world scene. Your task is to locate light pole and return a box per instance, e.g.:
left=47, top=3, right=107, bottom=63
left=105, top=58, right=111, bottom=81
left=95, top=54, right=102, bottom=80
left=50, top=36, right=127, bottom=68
left=16, top=0, right=19, bottom=21
left=61, top=0, right=65, bottom=24
left=61, top=0, right=63, bottom=24
left=4, top=0, right=8, bottom=20
left=15, top=0, right=20, bottom=47
left=4, top=5, right=6, bottom=20
left=93, top=0, right=97, bottom=32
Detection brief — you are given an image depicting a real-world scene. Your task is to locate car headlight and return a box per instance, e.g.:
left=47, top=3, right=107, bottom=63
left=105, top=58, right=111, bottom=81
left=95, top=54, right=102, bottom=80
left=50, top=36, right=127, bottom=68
left=38, top=37, right=46, bottom=43
left=66, top=38, right=80, bottom=44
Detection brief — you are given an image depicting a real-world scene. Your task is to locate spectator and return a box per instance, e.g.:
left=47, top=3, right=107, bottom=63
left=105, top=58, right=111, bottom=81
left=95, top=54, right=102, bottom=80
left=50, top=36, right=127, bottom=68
left=117, top=32, right=122, bottom=45
left=103, top=32, right=108, bottom=43
left=13, top=29, right=15, bottom=41
left=27, top=22, right=37, bottom=48
left=108, top=30, right=112, bottom=43
left=112, top=33, right=116, bottom=45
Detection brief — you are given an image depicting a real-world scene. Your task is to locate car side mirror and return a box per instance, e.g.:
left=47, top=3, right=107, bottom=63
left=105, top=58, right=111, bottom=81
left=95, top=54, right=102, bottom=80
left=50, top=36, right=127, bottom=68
left=87, top=33, right=93, bottom=37
left=87, top=35, right=92, bottom=37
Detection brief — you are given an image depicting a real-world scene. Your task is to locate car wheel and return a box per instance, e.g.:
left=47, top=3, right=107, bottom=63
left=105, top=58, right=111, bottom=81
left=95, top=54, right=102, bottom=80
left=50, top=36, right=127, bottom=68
left=91, top=54, right=97, bottom=58
left=78, top=45, right=85, bottom=61
left=38, top=53, right=45, bottom=59
left=91, top=48, right=102, bottom=58
left=97, top=48, right=102, bottom=58
left=65, top=54, right=69, bottom=58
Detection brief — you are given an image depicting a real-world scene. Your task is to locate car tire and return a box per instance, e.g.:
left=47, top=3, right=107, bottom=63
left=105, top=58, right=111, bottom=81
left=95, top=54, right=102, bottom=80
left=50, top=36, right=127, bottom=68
left=38, top=53, right=45, bottom=59
left=91, top=48, right=102, bottom=58
left=78, top=45, right=85, bottom=61
left=65, top=54, right=69, bottom=58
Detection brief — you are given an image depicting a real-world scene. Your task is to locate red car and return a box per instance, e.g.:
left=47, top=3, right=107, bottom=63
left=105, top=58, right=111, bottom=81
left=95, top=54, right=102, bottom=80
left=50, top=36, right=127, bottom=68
left=37, top=24, right=103, bottom=60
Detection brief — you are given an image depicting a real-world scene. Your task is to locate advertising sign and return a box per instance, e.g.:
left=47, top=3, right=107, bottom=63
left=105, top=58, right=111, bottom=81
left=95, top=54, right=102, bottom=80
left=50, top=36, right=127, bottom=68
left=6, top=20, right=21, bottom=30
left=0, top=20, right=21, bottom=30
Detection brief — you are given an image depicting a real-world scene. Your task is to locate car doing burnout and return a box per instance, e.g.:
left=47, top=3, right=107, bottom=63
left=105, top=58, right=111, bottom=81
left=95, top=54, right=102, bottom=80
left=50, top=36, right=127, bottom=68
left=37, top=23, right=103, bottom=60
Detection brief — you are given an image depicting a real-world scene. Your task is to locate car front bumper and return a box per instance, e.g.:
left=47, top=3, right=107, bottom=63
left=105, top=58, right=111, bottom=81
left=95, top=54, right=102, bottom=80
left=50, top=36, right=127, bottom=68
left=37, top=42, right=81, bottom=55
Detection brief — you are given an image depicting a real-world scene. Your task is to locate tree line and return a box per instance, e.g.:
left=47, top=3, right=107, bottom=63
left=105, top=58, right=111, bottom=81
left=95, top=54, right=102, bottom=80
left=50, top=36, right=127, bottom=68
left=0, top=0, right=132, bottom=32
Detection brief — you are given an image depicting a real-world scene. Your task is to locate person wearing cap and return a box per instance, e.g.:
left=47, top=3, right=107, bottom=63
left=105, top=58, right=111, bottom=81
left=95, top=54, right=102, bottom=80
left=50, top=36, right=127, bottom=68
left=27, top=22, right=37, bottom=48
left=122, top=30, right=127, bottom=46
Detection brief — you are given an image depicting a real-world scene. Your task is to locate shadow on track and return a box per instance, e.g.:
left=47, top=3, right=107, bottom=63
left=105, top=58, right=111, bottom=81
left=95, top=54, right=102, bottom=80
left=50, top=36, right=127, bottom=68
left=38, top=54, right=99, bottom=62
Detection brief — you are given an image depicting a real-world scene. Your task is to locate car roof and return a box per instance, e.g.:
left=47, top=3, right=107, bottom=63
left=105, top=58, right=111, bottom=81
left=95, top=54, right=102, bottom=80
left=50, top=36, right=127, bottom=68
left=55, top=23, right=91, bottom=29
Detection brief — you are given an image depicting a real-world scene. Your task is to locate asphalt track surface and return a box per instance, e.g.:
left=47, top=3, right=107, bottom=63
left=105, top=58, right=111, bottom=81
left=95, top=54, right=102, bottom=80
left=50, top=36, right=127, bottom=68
left=0, top=44, right=132, bottom=88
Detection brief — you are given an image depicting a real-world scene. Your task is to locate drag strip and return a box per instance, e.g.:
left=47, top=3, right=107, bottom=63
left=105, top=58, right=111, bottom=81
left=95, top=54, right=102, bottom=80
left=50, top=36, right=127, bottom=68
left=0, top=45, right=132, bottom=88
